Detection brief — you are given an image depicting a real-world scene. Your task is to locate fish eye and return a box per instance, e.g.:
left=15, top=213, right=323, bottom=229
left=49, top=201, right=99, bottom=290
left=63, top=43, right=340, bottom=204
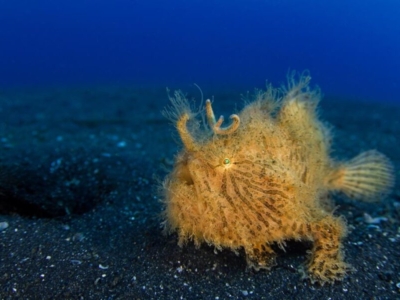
left=223, top=158, right=231, bottom=165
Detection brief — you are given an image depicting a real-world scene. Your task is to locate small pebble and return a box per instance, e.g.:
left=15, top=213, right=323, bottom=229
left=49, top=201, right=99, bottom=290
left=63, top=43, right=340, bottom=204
left=0, top=222, right=9, bottom=231
left=117, top=141, right=126, bottom=147
left=363, top=213, right=387, bottom=224
left=99, top=264, right=109, bottom=270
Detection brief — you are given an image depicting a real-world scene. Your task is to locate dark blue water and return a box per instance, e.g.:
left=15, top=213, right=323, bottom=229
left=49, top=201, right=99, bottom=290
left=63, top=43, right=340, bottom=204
left=1, top=0, right=399, bottom=103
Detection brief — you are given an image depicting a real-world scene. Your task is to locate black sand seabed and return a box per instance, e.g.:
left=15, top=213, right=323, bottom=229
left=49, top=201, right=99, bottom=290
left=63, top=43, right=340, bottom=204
left=0, top=85, right=399, bottom=299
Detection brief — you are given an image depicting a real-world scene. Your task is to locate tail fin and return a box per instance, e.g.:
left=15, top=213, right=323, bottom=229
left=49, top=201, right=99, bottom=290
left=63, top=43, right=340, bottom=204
left=326, top=150, right=394, bottom=202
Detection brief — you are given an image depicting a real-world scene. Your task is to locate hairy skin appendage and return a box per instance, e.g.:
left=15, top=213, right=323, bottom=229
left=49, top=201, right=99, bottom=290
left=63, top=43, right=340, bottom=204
left=161, top=73, right=394, bottom=284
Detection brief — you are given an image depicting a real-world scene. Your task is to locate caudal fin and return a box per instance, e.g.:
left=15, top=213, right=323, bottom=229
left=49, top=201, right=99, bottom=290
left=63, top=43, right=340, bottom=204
left=327, top=150, right=394, bottom=202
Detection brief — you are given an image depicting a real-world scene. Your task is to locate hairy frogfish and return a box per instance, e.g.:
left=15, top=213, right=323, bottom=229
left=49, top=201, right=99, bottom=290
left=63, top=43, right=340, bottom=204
left=161, top=73, right=394, bottom=284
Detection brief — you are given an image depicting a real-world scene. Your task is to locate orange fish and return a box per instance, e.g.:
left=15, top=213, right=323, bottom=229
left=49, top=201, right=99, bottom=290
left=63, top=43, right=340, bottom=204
left=161, top=73, right=394, bottom=284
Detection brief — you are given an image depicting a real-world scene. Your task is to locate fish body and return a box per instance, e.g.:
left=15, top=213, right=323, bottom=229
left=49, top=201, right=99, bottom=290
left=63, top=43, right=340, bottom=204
left=162, top=74, right=394, bottom=284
